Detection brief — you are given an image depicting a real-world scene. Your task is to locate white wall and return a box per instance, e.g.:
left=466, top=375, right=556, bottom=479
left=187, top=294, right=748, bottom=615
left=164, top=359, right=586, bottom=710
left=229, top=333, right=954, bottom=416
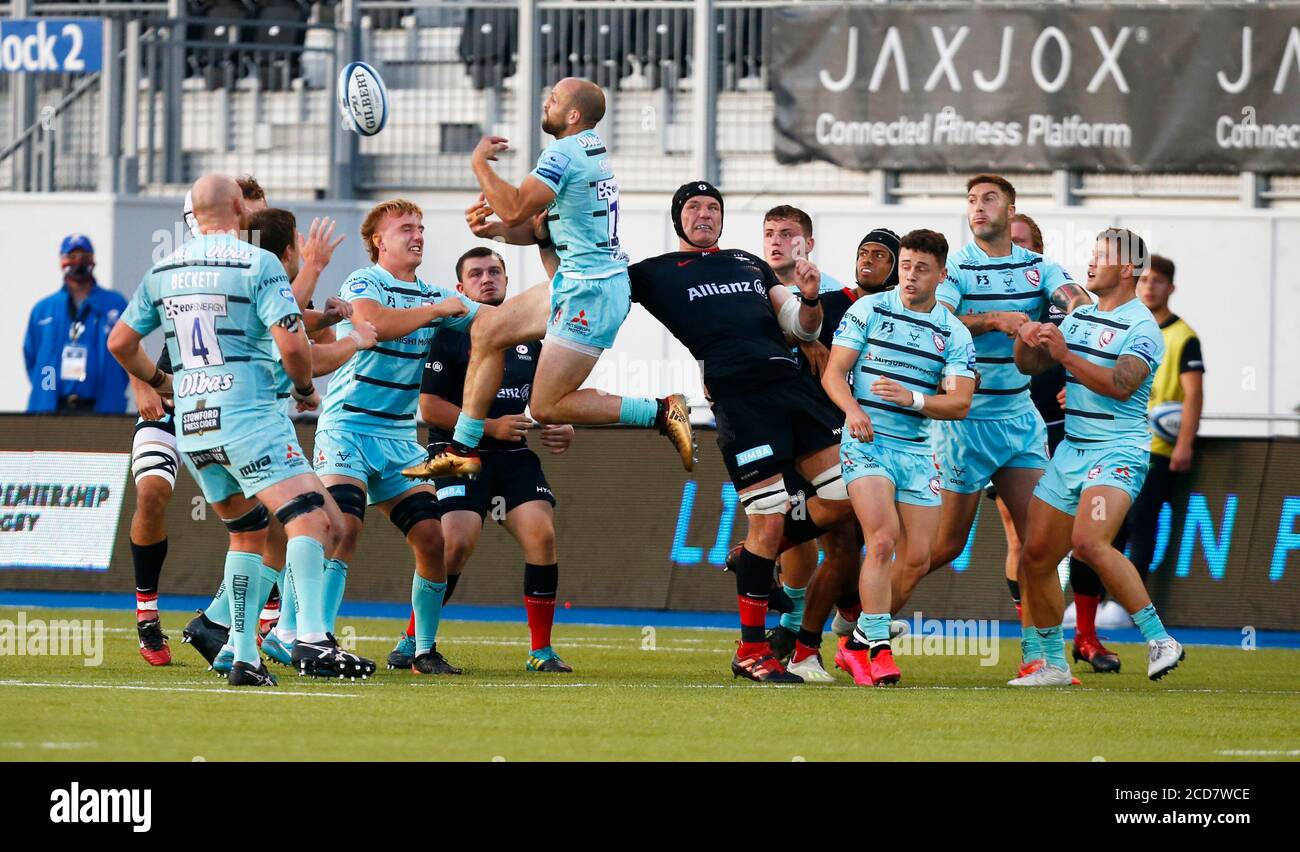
left=2, top=190, right=1295, bottom=438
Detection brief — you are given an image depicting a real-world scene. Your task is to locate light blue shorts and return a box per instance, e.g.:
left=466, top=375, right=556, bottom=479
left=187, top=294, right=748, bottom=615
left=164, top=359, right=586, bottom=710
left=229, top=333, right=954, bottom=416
left=181, top=414, right=311, bottom=503
left=311, top=429, right=427, bottom=505
left=933, top=409, right=1049, bottom=493
left=546, top=270, right=631, bottom=353
left=841, top=439, right=941, bottom=507
left=1034, top=441, right=1150, bottom=515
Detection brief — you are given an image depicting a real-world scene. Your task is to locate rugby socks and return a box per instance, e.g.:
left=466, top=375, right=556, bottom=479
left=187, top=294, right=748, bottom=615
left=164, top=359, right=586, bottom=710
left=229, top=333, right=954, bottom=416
left=444, top=572, right=461, bottom=605
left=224, top=551, right=263, bottom=665
left=1021, top=626, right=1043, bottom=664
left=1006, top=578, right=1020, bottom=605
left=618, top=396, right=658, bottom=428
left=131, top=539, right=168, bottom=622
left=1074, top=593, right=1100, bottom=641
left=778, top=583, right=806, bottom=634
left=1132, top=603, right=1172, bottom=643
left=732, top=547, right=773, bottom=645
left=524, top=563, right=559, bottom=652
left=1034, top=625, right=1068, bottom=670
left=854, top=612, right=892, bottom=657
left=452, top=413, right=485, bottom=450
left=411, top=575, right=447, bottom=656
left=204, top=581, right=231, bottom=628
left=276, top=565, right=297, bottom=644
left=287, top=536, right=328, bottom=642
left=323, top=558, right=349, bottom=634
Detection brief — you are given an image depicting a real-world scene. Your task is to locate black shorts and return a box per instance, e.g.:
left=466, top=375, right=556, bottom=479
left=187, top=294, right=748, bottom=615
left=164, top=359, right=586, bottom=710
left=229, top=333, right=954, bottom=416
left=431, top=448, right=556, bottom=521
left=712, top=371, right=843, bottom=490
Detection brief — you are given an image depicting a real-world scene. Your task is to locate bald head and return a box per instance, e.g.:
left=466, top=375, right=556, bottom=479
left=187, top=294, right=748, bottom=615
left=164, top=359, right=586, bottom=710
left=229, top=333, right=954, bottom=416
left=542, top=78, right=606, bottom=137
left=189, top=174, right=244, bottom=233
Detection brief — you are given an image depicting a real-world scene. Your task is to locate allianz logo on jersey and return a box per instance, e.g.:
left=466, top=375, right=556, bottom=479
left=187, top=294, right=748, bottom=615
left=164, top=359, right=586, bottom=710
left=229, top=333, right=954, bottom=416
left=175, top=370, right=234, bottom=398
left=497, top=383, right=531, bottom=402
left=687, top=279, right=764, bottom=302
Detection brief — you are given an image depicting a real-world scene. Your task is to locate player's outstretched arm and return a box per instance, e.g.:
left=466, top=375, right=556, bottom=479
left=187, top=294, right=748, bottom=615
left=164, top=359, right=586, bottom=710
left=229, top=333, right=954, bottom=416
left=291, top=217, right=345, bottom=309
left=352, top=297, right=465, bottom=342
left=418, top=392, right=529, bottom=444
left=470, top=136, right=557, bottom=228
left=918, top=375, right=975, bottom=420
left=823, top=344, right=873, bottom=442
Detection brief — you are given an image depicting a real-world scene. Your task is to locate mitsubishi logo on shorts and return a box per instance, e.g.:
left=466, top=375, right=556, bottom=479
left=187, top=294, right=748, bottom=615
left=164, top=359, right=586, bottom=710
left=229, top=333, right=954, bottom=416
left=1113, top=466, right=1133, bottom=481
left=569, top=310, right=589, bottom=327
left=285, top=444, right=301, bottom=461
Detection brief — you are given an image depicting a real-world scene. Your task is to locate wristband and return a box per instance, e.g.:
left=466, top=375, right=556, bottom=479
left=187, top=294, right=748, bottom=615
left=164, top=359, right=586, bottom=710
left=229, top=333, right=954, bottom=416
left=291, top=383, right=315, bottom=401
left=148, top=368, right=167, bottom=389
left=535, top=235, right=554, bottom=250
left=909, top=390, right=927, bottom=411
left=798, top=293, right=820, bottom=307
left=347, top=329, right=365, bottom=347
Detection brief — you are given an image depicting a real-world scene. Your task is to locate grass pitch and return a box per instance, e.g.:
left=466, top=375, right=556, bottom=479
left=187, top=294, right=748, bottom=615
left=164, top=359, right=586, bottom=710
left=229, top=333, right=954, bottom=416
left=2, top=606, right=1297, bottom=761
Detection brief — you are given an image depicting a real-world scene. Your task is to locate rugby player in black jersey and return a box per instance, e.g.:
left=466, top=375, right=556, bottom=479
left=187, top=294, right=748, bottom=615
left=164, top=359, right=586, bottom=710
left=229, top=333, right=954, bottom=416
left=385, top=247, right=577, bottom=674
left=630, top=182, right=853, bottom=682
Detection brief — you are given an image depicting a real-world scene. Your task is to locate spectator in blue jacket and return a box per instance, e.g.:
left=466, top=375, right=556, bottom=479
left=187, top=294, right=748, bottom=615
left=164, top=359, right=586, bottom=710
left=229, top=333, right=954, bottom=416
left=23, top=234, right=129, bottom=414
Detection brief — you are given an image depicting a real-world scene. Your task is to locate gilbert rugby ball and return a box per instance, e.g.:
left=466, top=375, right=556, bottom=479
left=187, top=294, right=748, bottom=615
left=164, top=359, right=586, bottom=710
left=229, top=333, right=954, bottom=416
left=1148, top=401, right=1182, bottom=444
left=337, top=61, right=389, bottom=136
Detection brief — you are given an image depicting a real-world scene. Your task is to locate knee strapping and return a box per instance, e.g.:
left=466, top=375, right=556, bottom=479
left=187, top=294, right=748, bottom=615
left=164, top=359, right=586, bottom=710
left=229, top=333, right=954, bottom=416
left=811, top=464, right=848, bottom=501
left=274, top=492, right=325, bottom=525
left=740, top=479, right=789, bottom=516
left=327, top=484, right=366, bottom=521
left=390, top=491, right=439, bottom=536
left=223, top=504, right=270, bottom=533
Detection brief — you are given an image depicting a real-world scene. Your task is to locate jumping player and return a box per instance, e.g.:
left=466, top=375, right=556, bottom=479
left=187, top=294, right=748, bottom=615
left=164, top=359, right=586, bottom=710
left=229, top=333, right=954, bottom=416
left=821, top=230, right=976, bottom=686
left=1009, top=228, right=1183, bottom=685
left=386, top=247, right=576, bottom=673
left=411, top=77, right=694, bottom=480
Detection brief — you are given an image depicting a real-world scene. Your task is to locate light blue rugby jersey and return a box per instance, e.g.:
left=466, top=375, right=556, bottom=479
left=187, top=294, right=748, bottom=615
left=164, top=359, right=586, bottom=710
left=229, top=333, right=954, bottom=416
left=121, top=233, right=300, bottom=451
left=937, top=242, right=1073, bottom=419
left=317, top=264, right=477, bottom=441
left=832, top=288, right=976, bottom=452
left=1060, top=298, right=1164, bottom=448
left=530, top=129, right=629, bottom=279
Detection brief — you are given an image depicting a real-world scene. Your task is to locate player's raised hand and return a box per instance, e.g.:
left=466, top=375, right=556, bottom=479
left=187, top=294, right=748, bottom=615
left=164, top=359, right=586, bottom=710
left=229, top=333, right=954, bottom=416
left=472, top=135, right=510, bottom=163
left=429, top=297, right=469, bottom=319
left=347, top=319, right=378, bottom=350
left=487, top=414, right=532, bottom=443
left=299, top=217, right=345, bottom=273
left=465, top=194, right=502, bottom=239
left=1017, top=320, right=1044, bottom=347
left=1036, top=322, right=1068, bottom=360
left=871, top=376, right=913, bottom=408
left=540, top=423, right=575, bottom=455
left=846, top=405, right=874, bottom=443
left=322, top=296, right=353, bottom=325
left=793, top=259, right=822, bottom=300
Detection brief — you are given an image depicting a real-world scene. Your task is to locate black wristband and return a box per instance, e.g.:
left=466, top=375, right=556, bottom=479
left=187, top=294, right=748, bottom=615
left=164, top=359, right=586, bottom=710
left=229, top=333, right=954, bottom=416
left=148, top=368, right=166, bottom=388
left=292, top=383, right=315, bottom=399
left=798, top=293, right=821, bottom=307
left=535, top=235, right=553, bottom=250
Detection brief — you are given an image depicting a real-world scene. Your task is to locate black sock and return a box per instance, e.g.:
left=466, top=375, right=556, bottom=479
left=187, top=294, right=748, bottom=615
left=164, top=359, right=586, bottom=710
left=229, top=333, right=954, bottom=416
left=846, top=631, right=869, bottom=651
left=1006, top=578, right=1020, bottom=605
left=732, top=548, right=774, bottom=644
left=444, top=572, right=462, bottom=604
left=523, top=563, right=559, bottom=598
left=868, top=639, right=891, bottom=659
left=267, top=583, right=281, bottom=605
left=782, top=512, right=826, bottom=546
left=834, top=591, right=860, bottom=611
left=797, top=628, right=821, bottom=649
left=130, top=539, right=168, bottom=596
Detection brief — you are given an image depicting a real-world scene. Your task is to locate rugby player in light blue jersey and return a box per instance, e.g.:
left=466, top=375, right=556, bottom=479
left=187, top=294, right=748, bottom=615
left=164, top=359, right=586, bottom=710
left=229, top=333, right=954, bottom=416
left=1010, top=228, right=1183, bottom=685
left=109, top=175, right=376, bottom=686
left=822, top=230, right=976, bottom=687
left=313, top=199, right=477, bottom=676
left=762, top=204, right=845, bottom=295
left=413, top=77, right=694, bottom=481
left=891, top=175, right=1092, bottom=675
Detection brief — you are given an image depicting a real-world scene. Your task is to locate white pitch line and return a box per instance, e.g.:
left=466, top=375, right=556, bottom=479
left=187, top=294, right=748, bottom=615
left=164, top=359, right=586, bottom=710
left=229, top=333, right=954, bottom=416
left=0, top=679, right=358, bottom=698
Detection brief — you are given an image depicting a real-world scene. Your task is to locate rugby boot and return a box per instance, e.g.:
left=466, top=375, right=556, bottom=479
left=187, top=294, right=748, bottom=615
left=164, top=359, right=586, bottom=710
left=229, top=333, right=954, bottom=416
left=292, top=634, right=376, bottom=679
left=525, top=646, right=573, bottom=673
left=412, top=646, right=463, bottom=676
left=731, top=641, right=802, bottom=683
left=182, top=610, right=229, bottom=666
left=228, top=660, right=278, bottom=687
left=136, top=618, right=171, bottom=666
left=386, top=633, right=416, bottom=670
left=1072, top=634, right=1121, bottom=673
left=1147, top=638, right=1185, bottom=681
left=655, top=393, right=696, bottom=472
left=404, top=442, right=482, bottom=480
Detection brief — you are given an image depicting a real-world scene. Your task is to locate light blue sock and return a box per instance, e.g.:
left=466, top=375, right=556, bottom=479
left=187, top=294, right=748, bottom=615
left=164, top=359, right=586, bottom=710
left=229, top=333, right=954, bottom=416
left=1021, top=627, right=1042, bottom=664
left=859, top=612, right=891, bottom=644
left=411, top=575, right=447, bottom=656
left=618, top=396, right=658, bottom=427
left=323, top=558, right=349, bottom=634
left=1132, top=603, right=1172, bottom=643
left=1035, top=625, right=1067, bottom=670
left=277, top=565, right=297, bottom=639
left=452, top=413, right=485, bottom=449
left=225, top=551, right=263, bottom=665
left=286, top=537, right=327, bottom=641
left=778, top=584, right=807, bottom=633
left=204, top=581, right=231, bottom=627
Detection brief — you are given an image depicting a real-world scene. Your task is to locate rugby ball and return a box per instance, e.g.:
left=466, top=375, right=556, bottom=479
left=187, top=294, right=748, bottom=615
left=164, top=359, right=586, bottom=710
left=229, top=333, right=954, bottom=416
left=1148, top=401, right=1182, bottom=444
left=337, top=61, right=388, bottom=137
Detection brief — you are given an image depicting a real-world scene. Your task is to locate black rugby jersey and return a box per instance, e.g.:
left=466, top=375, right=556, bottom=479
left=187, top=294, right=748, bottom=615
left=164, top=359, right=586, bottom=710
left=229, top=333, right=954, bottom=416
left=630, top=248, right=798, bottom=395
left=423, top=328, right=541, bottom=452
left=1029, top=302, right=1067, bottom=426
